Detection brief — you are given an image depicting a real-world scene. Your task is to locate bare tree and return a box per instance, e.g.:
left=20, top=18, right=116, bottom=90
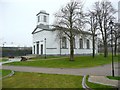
left=86, top=11, right=98, bottom=58
left=93, top=0, right=116, bottom=57
left=112, top=24, right=120, bottom=56
left=53, top=1, right=85, bottom=61
left=113, top=29, right=119, bottom=56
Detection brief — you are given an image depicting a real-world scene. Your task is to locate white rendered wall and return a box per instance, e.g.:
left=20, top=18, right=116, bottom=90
left=32, top=30, right=98, bottom=55
left=33, top=30, right=60, bottom=55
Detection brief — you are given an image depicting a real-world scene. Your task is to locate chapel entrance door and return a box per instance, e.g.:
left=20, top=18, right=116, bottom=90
left=36, top=43, right=39, bottom=54
left=41, top=44, right=43, bottom=55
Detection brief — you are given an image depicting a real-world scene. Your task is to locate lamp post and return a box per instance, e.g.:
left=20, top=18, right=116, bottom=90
left=44, top=38, right=46, bottom=59
left=109, top=20, right=114, bottom=77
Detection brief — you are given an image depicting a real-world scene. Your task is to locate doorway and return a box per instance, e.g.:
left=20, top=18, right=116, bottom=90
left=33, top=45, right=35, bottom=54
left=36, top=43, right=39, bottom=54
left=41, top=44, right=43, bottom=55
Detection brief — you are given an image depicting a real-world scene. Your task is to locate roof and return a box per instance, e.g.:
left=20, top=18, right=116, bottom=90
left=32, top=24, right=94, bottom=35
left=36, top=11, right=49, bottom=16
left=52, top=25, right=94, bottom=35
left=32, top=24, right=53, bottom=34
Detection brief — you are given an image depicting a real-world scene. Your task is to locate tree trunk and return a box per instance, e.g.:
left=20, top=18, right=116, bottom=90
left=92, top=34, right=95, bottom=58
left=104, top=40, right=108, bottom=57
left=70, top=37, right=74, bottom=61
left=114, top=38, right=117, bottom=56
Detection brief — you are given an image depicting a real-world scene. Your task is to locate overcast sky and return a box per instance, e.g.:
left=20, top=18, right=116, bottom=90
left=0, top=0, right=119, bottom=47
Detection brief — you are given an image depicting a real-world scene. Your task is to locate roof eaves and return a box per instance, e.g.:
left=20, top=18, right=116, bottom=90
left=36, top=12, right=49, bottom=16
left=32, top=26, right=38, bottom=34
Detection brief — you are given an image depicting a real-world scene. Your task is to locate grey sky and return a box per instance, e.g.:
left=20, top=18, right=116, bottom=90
left=0, top=0, right=119, bottom=47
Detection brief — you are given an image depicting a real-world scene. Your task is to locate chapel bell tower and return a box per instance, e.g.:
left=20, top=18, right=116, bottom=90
left=36, top=10, right=49, bottom=26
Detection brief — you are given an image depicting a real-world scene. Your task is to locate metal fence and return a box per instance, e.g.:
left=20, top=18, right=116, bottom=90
left=1, top=47, right=32, bottom=57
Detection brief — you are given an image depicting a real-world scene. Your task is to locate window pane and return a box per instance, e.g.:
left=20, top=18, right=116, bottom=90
left=87, top=39, right=90, bottom=49
left=73, top=38, right=75, bottom=48
left=79, top=39, right=83, bottom=49
left=44, top=16, right=47, bottom=22
left=62, top=37, right=67, bottom=48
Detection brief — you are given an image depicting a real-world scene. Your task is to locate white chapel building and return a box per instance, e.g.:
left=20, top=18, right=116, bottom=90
left=32, top=10, right=98, bottom=55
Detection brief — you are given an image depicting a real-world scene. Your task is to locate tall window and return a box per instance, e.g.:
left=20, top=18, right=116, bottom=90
left=87, top=39, right=90, bottom=49
left=38, top=16, right=40, bottom=22
left=73, top=38, right=76, bottom=48
left=43, top=15, right=47, bottom=22
left=79, top=39, right=83, bottom=49
left=62, top=37, right=67, bottom=48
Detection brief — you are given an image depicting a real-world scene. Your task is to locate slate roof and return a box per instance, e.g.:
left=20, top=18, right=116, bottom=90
left=36, top=11, right=49, bottom=16
left=32, top=24, right=53, bottom=34
left=32, top=24, right=94, bottom=36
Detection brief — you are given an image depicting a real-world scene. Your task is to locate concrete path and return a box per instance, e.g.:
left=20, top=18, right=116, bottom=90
left=88, top=76, right=119, bottom=87
left=2, top=63, right=119, bottom=76
left=82, top=75, right=93, bottom=90
left=0, top=58, right=21, bottom=66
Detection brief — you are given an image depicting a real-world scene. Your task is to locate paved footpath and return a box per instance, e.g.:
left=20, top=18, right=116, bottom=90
left=1, top=63, right=119, bottom=76
left=88, top=76, right=119, bottom=87
left=0, top=58, right=21, bottom=65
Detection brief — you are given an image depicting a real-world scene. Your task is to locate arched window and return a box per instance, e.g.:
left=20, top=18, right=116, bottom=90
left=87, top=39, right=90, bottom=49
left=62, top=37, right=67, bottom=48
left=73, top=38, right=76, bottom=48
left=79, top=38, right=83, bottom=49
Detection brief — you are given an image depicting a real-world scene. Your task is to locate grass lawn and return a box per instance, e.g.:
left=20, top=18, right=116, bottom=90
left=0, top=70, right=1, bottom=78
left=86, top=75, right=117, bottom=90
left=31, top=55, right=67, bottom=61
left=2, top=71, right=84, bottom=88
left=0, top=71, right=1, bottom=90
left=2, top=69, right=11, bottom=77
left=4, top=55, right=119, bottom=68
left=0, top=58, right=8, bottom=62
left=107, top=76, right=120, bottom=80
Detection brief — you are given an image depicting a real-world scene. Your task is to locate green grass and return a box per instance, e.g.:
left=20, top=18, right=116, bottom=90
left=2, top=69, right=11, bottom=77
left=107, top=76, right=120, bottom=80
left=0, top=58, right=8, bottom=62
left=2, top=72, right=84, bottom=88
left=4, top=55, right=119, bottom=68
left=86, top=75, right=117, bottom=90
left=0, top=70, right=1, bottom=78
left=30, top=55, right=67, bottom=61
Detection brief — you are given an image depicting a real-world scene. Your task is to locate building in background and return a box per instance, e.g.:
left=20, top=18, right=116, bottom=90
left=2, top=47, right=32, bottom=57
left=32, top=10, right=98, bottom=55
